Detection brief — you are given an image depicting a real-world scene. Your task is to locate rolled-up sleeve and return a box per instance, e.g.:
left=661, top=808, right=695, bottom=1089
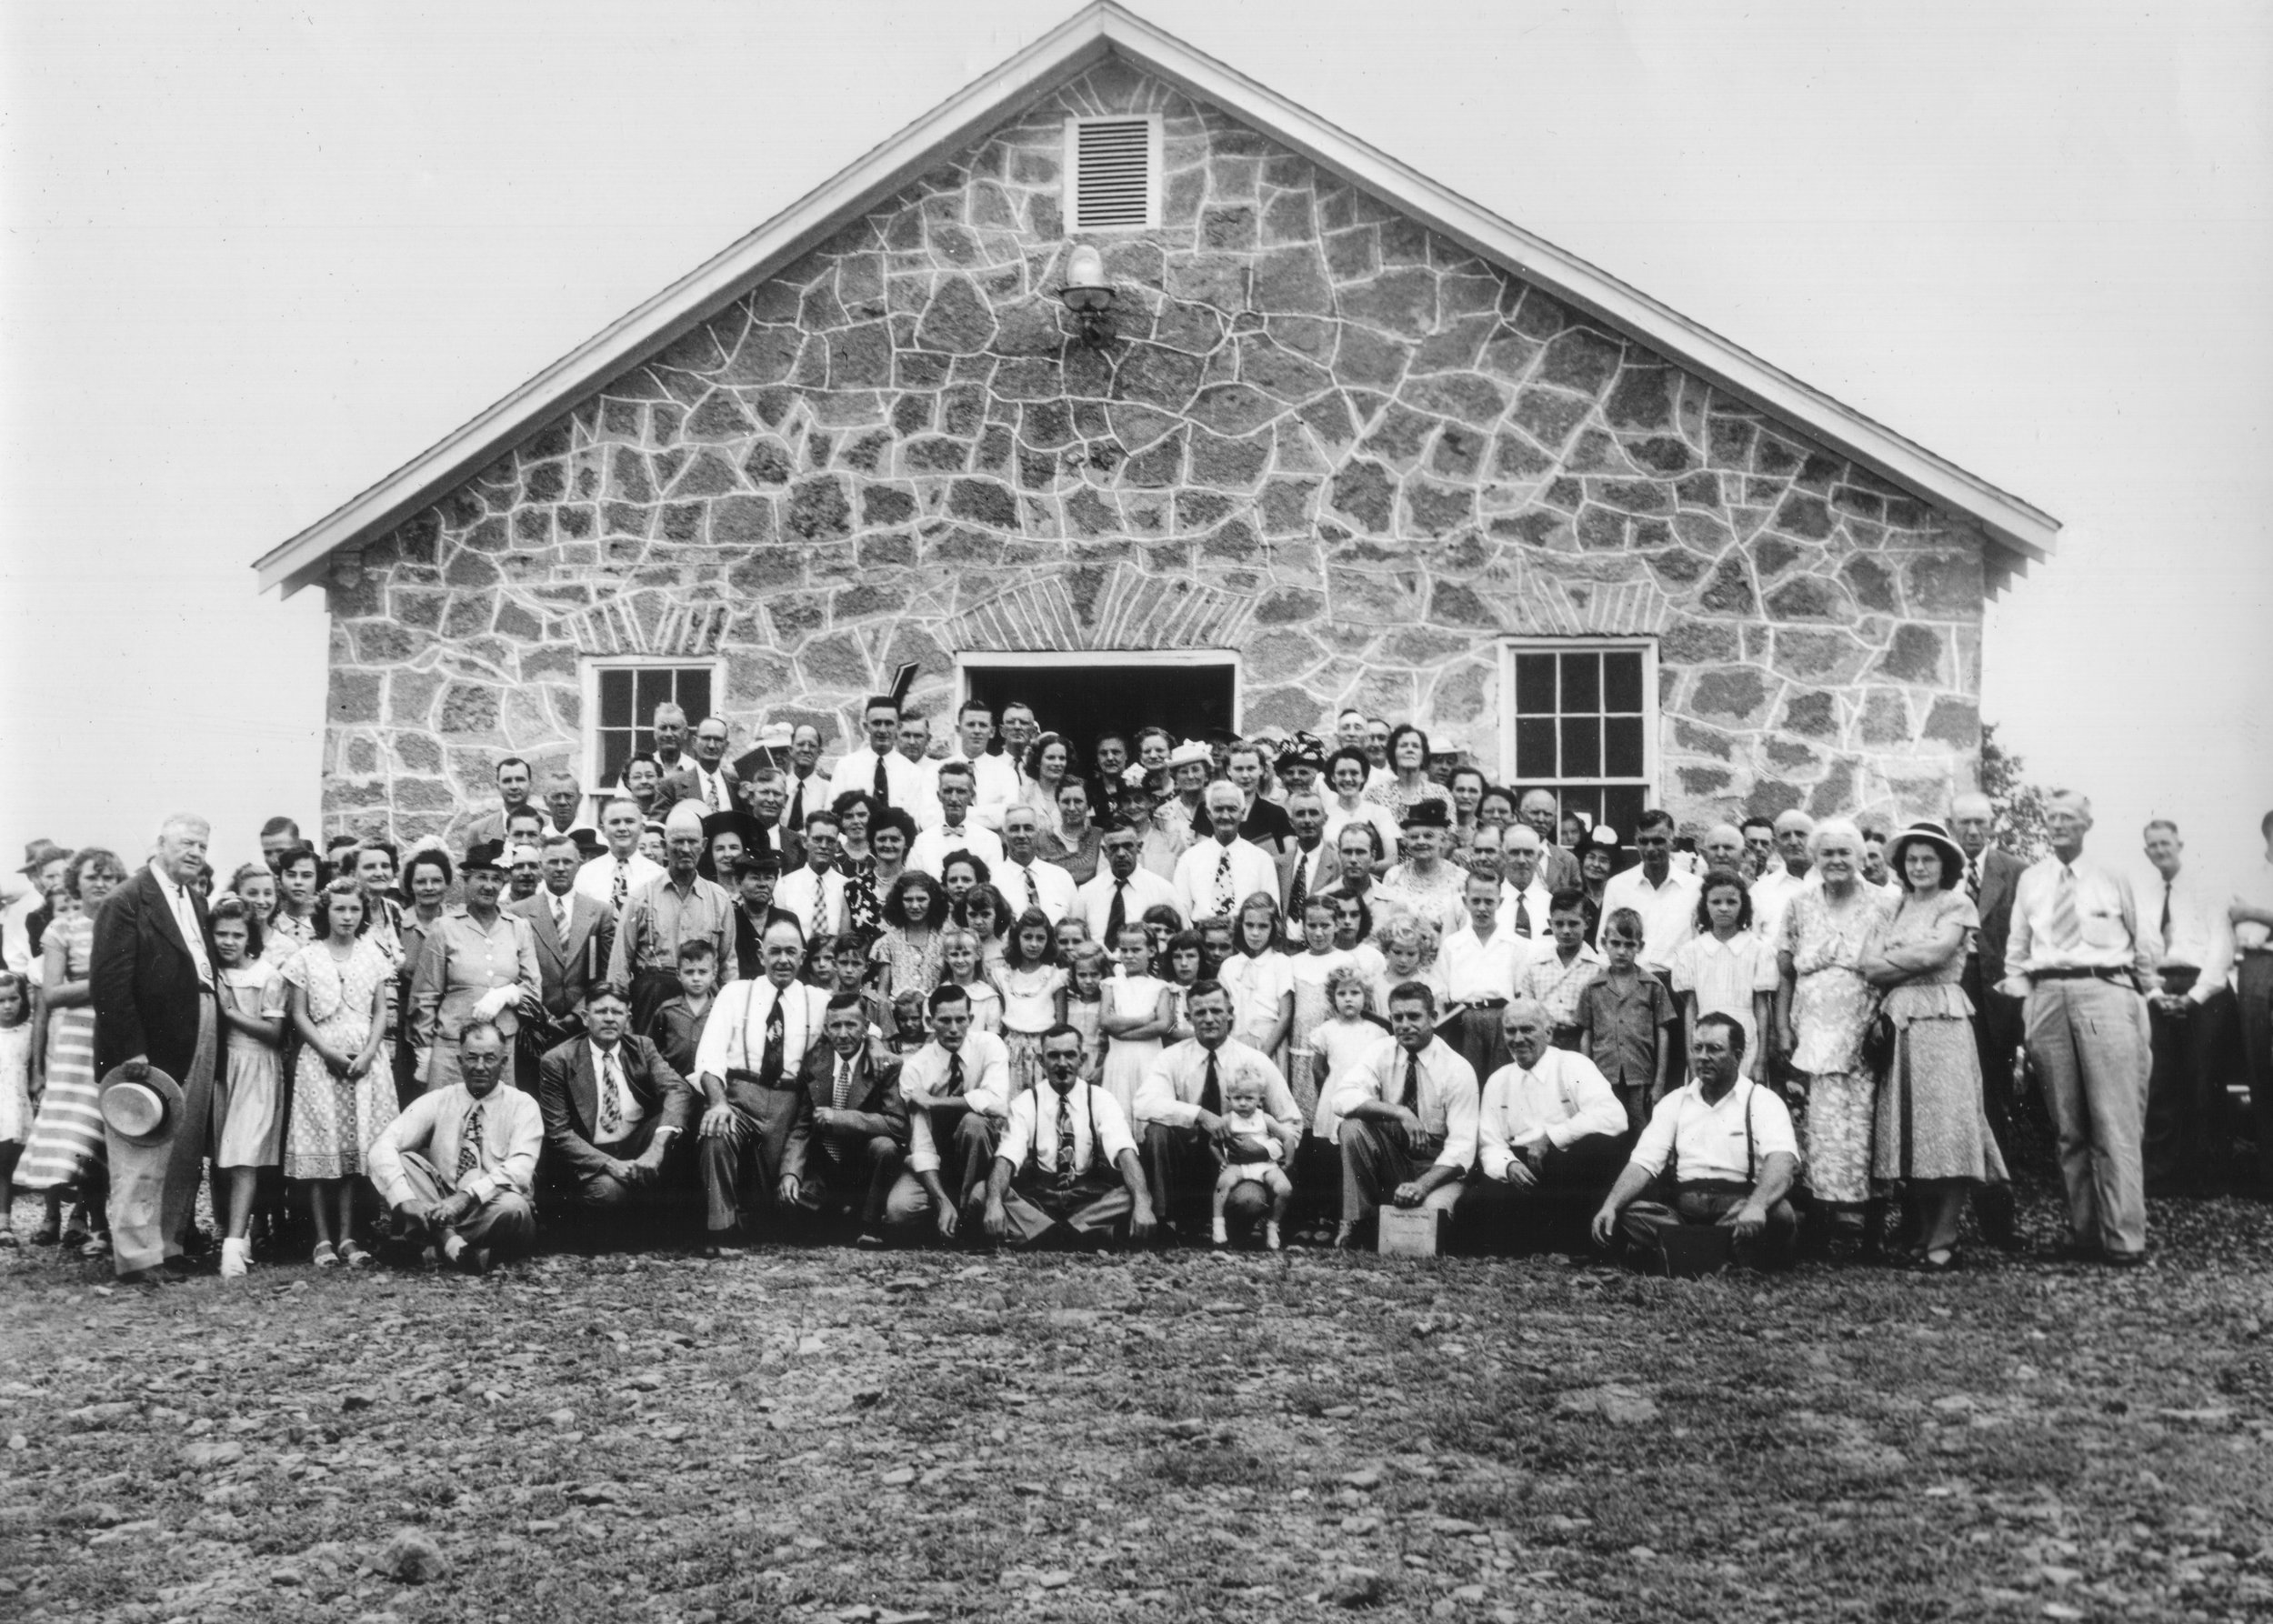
left=1132, top=1048, right=1188, bottom=1128
left=693, top=983, right=746, bottom=1087
left=367, top=1094, right=440, bottom=1209
left=1549, top=1055, right=1627, bottom=1148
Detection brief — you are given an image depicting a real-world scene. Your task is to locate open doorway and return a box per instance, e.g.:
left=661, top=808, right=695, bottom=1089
left=961, top=654, right=1237, bottom=757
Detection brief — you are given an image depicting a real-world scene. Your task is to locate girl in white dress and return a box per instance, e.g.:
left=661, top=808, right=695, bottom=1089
left=1667, top=869, right=1779, bottom=1084
left=997, top=908, right=1066, bottom=1099
left=1098, top=921, right=1174, bottom=1119
left=1217, top=893, right=1295, bottom=1066
left=936, top=927, right=1002, bottom=1036
left=1287, top=897, right=1359, bottom=1120
left=1308, top=966, right=1395, bottom=1144
left=1063, top=943, right=1108, bottom=1082
left=1158, top=929, right=1206, bottom=1045
left=210, top=896, right=286, bottom=1278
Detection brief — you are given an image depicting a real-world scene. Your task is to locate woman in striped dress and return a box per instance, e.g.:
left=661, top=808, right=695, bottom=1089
left=20, top=848, right=128, bottom=1257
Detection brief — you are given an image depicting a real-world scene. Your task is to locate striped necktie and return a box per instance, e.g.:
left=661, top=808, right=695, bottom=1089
left=457, top=1100, right=486, bottom=1178
left=596, top=1048, right=623, bottom=1136
left=2048, top=867, right=2082, bottom=953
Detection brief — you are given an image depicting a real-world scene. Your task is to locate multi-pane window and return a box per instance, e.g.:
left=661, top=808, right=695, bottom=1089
left=1504, top=641, right=1655, bottom=839
left=591, top=664, right=713, bottom=791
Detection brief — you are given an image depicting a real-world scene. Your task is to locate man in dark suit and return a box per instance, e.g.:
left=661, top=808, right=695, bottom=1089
left=535, top=984, right=695, bottom=1234
left=663, top=716, right=747, bottom=814
left=1277, top=788, right=1343, bottom=943
left=1952, top=791, right=2030, bottom=1245
left=91, top=814, right=224, bottom=1283
left=508, top=832, right=615, bottom=1088
left=795, top=993, right=907, bottom=1247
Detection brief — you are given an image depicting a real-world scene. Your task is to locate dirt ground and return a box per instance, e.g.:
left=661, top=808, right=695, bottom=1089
left=4, top=1188, right=2271, bottom=1624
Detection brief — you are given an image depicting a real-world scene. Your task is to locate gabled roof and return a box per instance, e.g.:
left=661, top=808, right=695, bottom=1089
left=255, top=0, right=2058, bottom=596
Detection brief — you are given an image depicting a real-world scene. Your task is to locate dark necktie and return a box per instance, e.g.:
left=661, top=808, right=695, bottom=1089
left=1400, top=1049, right=1421, bottom=1113
left=1200, top=1048, right=1222, bottom=1115
left=612, top=858, right=628, bottom=912
left=1106, top=879, right=1127, bottom=947
left=947, top=1050, right=965, bottom=1097
left=1287, top=848, right=1310, bottom=924
left=786, top=776, right=806, bottom=836
left=2160, top=881, right=2173, bottom=944
left=1212, top=847, right=1235, bottom=917
left=1513, top=892, right=1532, bottom=937
left=1055, top=1088, right=1079, bottom=1189
left=457, top=1100, right=485, bottom=1178
left=1966, top=857, right=1981, bottom=905
left=760, top=994, right=786, bottom=1083
left=873, top=754, right=890, bottom=807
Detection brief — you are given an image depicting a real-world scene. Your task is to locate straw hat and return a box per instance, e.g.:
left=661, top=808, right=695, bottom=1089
left=98, top=1064, right=184, bottom=1148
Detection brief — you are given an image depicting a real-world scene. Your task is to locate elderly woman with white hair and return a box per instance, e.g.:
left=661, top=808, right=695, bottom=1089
left=1775, top=817, right=1895, bottom=1250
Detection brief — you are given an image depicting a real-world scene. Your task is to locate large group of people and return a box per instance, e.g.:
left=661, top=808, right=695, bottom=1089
left=3, top=692, right=2268, bottom=1286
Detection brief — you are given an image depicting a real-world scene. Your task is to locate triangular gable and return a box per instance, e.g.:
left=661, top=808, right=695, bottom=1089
left=255, top=0, right=2056, bottom=596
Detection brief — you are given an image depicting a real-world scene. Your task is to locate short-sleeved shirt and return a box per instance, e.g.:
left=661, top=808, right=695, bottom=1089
left=1667, top=928, right=1780, bottom=1058
left=1576, top=968, right=1674, bottom=1089
left=1628, top=1078, right=1798, bottom=1186
left=1520, top=943, right=1604, bottom=1028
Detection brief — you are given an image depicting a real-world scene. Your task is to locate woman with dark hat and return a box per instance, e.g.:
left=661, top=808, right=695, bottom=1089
left=406, top=841, right=540, bottom=1097
left=1857, top=819, right=2008, bottom=1269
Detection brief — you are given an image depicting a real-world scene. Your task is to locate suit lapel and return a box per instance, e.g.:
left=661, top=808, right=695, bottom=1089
left=572, top=1043, right=599, bottom=1133
left=143, top=868, right=195, bottom=966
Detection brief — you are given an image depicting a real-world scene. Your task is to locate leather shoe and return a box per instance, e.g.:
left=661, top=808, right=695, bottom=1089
left=456, top=1246, right=493, bottom=1277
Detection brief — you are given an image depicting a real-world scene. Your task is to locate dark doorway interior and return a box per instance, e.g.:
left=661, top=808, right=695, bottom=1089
left=963, top=660, right=1237, bottom=760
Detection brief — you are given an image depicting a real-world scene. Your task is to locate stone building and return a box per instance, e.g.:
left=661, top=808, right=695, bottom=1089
left=255, top=2, right=2058, bottom=850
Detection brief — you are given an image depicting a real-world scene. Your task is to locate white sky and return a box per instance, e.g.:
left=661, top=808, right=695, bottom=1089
left=4, top=0, right=2268, bottom=893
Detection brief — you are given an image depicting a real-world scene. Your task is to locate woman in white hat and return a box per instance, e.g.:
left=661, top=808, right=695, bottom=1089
left=1858, top=819, right=2008, bottom=1269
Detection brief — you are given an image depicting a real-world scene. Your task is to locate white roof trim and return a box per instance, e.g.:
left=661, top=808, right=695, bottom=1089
left=256, top=0, right=2057, bottom=596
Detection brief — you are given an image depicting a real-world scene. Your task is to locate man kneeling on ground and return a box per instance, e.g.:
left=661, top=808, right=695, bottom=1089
left=370, top=1021, right=540, bottom=1273
left=981, top=1024, right=1157, bottom=1248
left=1463, top=997, right=1627, bottom=1252
left=1590, top=1012, right=1799, bottom=1270
left=536, top=983, right=693, bottom=1238
left=1328, top=981, right=1479, bottom=1248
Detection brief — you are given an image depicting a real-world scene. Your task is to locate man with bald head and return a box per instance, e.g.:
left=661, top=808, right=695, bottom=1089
left=1464, top=998, right=1629, bottom=1252
left=1951, top=790, right=2029, bottom=1245
left=1517, top=790, right=1582, bottom=893
left=2000, top=790, right=2158, bottom=1264
left=1699, top=824, right=1747, bottom=877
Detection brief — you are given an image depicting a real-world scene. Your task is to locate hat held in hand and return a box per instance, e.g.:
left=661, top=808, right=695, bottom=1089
left=99, top=1063, right=185, bottom=1147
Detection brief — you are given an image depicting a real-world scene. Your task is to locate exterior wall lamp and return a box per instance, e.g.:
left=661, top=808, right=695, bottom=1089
left=1058, top=243, right=1116, bottom=346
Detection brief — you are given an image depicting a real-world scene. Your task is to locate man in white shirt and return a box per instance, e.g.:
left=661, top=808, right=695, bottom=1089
left=827, top=694, right=925, bottom=815
left=881, top=984, right=1015, bottom=1240
left=1496, top=826, right=1557, bottom=941
left=980, top=1026, right=1157, bottom=1248
left=909, top=761, right=1005, bottom=875
left=995, top=807, right=1078, bottom=926
left=533, top=984, right=693, bottom=1228
left=771, top=725, right=829, bottom=858
left=1599, top=809, right=1700, bottom=977
left=1078, top=826, right=1177, bottom=946
left=1277, top=788, right=1342, bottom=947
left=662, top=716, right=744, bottom=814
left=2000, top=790, right=2158, bottom=1264
left=369, top=1022, right=541, bottom=1273
left=1463, top=999, right=1627, bottom=1252
left=691, top=919, right=834, bottom=1252
left=1173, top=782, right=1279, bottom=927
left=2138, top=817, right=2238, bottom=1196
left=943, top=700, right=1021, bottom=832
left=1747, top=809, right=1817, bottom=945
left=896, top=711, right=943, bottom=823
left=575, top=795, right=666, bottom=917
left=774, top=811, right=849, bottom=954
left=1591, top=1012, right=1798, bottom=1270
left=1328, top=981, right=1478, bottom=1247
left=1133, top=982, right=1300, bottom=1240
left=1437, top=870, right=1533, bottom=1083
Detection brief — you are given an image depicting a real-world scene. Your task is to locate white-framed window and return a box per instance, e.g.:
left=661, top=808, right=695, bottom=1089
left=957, top=650, right=1238, bottom=750
left=1497, top=638, right=1657, bottom=838
left=582, top=657, right=724, bottom=793
left=1063, top=115, right=1163, bottom=231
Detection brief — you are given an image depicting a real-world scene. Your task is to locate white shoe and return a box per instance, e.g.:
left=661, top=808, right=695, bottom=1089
left=219, top=1238, right=250, bottom=1281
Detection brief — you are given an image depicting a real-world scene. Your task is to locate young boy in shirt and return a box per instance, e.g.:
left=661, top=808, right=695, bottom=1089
left=647, top=939, right=718, bottom=1081
left=1576, top=907, right=1673, bottom=1137
left=1520, top=889, right=1606, bottom=1050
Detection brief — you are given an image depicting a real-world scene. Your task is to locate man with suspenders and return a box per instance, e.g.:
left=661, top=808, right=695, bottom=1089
left=979, top=1025, right=1157, bottom=1248
left=1591, top=1011, right=1801, bottom=1270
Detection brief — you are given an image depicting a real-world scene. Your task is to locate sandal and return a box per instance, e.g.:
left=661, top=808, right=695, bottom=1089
left=1918, top=1247, right=1960, bottom=1273
left=340, top=1240, right=374, bottom=1270
left=80, top=1232, right=112, bottom=1260
left=0, top=1227, right=17, bottom=1249
left=60, top=1225, right=89, bottom=1251
left=311, top=1241, right=340, bottom=1268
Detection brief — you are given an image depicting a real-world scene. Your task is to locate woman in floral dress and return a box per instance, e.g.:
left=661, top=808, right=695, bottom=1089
left=282, top=879, right=396, bottom=1268
left=1776, top=818, right=1893, bottom=1248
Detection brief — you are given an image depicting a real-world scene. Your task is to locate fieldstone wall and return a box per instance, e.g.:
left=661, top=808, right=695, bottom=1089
left=319, top=58, right=1989, bottom=848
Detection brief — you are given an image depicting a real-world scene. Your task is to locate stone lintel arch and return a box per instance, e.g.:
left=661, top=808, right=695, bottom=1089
left=946, top=563, right=1259, bottom=653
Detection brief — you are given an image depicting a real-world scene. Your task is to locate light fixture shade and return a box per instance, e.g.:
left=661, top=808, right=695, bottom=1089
left=1064, top=244, right=1106, bottom=291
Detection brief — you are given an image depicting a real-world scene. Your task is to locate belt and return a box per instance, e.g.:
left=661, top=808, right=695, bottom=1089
left=2033, top=967, right=2124, bottom=983
left=726, top=1067, right=800, bottom=1091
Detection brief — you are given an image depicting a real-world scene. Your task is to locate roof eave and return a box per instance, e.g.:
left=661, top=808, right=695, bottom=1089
left=257, top=0, right=2057, bottom=596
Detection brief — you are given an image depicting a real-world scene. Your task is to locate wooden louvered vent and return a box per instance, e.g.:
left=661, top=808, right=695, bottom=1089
left=1064, top=115, right=1160, bottom=230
